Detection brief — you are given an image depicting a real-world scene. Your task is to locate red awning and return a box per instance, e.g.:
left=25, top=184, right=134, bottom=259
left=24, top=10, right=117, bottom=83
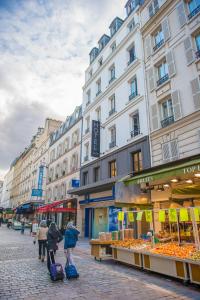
left=36, top=200, right=76, bottom=214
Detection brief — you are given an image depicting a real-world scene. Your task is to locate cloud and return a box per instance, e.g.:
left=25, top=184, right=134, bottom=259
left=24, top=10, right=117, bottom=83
left=0, top=0, right=126, bottom=178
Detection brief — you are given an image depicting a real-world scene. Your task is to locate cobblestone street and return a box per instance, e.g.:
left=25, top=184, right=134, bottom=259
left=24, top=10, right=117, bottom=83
left=0, top=225, right=199, bottom=300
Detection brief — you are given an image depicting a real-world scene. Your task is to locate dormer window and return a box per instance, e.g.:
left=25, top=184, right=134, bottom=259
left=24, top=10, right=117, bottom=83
left=98, top=34, right=110, bottom=52
left=125, top=0, right=138, bottom=17
left=148, top=0, right=159, bottom=18
left=109, top=17, right=123, bottom=37
left=89, top=47, right=99, bottom=64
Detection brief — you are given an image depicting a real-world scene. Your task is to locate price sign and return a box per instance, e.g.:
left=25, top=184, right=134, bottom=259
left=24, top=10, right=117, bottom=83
left=118, top=211, right=124, bottom=221
left=194, top=208, right=200, bottom=222
left=169, top=208, right=177, bottom=223
left=136, top=211, right=143, bottom=221
left=158, top=210, right=165, bottom=222
left=179, top=208, right=189, bottom=222
left=128, top=212, right=134, bottom=222
left=145, top=210, right=152, bottom=222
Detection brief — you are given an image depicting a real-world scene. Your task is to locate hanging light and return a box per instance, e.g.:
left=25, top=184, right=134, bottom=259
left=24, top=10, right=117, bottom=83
left=194, top=173, right=200, bottom=178
left=163, top=183, right=170, bottom=188
left=185, top=179, right=193, bottom=184
left=171, top=178, right=178, bottom=183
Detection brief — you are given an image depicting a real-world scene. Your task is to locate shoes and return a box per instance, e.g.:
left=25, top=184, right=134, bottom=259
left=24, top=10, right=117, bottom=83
left=38, top=255, right=41, bottom=259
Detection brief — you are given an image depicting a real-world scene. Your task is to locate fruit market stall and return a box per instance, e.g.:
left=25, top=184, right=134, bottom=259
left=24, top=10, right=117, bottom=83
left=186, top=250, right=200, bottom=285
left=90, top=232, right=113, bottom=261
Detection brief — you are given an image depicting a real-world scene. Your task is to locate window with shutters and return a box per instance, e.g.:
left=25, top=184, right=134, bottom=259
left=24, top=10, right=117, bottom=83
left=128, top=45, right=136, bottom=66
left=191, top=77, right=200, bottom=109
left=188, top=0, right=200, bottom=19
left=160, top=99, right=174, bottom=128
left=85, top=116, right=90, bottom=134
left=109, top=65, right=116, bottom=84
left=157, top=60, right=169, bottom=86
left=86, top=90, right=91, bottom=106
left=195, top=33, right=200, bottom=59
left=109, top=94, right=116, bottom=116
left=130, top=112, right=140, bottom=138
left=162, top=140, right=179, bottom=162
left=132, top=151, right=143, bottom=173
left=84, top=143, right=89, bottom=162
left=153, top=27, right=164, bottom=52
left=129, top=77, right=138, bottom=101
left=96, top=78, right=101, bottom=97
left=109, top=160, right=117, bottom=178
left=148, top=0, right=159, bottom=18
left=109, top=126, right=116, bottom=149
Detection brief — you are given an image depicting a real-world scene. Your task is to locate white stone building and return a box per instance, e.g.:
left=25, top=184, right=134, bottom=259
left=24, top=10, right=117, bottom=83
left=1, top=167, right=14, bottom=208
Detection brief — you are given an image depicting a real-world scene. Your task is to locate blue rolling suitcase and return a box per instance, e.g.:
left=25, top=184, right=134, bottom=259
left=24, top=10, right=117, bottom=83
left=65, top=262, right=79, bottom=279
left=49, top=251, right=64, bottom=281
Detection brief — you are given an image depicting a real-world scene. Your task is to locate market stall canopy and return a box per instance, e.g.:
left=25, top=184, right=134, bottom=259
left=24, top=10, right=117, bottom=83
left=124, top=156, right=200, bottom=186
left=172, top=184, right=200, bottom=198
left=37, top=200, right=77, bottom=213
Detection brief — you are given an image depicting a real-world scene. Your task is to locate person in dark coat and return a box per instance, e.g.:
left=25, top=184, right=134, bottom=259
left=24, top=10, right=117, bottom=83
left=46, top=222, right=63, bottom=272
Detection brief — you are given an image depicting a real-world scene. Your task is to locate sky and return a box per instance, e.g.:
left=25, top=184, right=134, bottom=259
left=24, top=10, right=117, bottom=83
left=0, top=0, right=125, bottom=179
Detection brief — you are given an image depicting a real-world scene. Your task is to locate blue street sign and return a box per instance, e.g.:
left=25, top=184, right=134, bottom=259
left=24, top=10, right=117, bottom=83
left=38, top=166, right=44, bottom=190
left=71, top=179, right=80, bottom=188
left=31, top=189, right=43, bottom=197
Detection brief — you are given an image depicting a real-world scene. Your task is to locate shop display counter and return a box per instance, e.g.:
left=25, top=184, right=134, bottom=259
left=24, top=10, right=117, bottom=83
left=90, top=240, right=113, bottom=261
left=142, top=251, right=189, bottom=281
left=185, top=259, right=200, bottom=285
left=112, top=246, right=142, bottom=268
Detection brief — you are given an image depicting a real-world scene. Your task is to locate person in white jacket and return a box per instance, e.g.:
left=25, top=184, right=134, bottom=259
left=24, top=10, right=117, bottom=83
left=37, top=220, right=48, bottom=262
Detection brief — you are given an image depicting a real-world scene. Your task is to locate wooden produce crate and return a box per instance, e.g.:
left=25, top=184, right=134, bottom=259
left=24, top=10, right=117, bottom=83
left=186, top=259, right=200, bottom=285
left=90, top=240, right=112, bottom=261
left=142, top=252, right=189, bottom=281
left=112, top=247, right=142, bottom=268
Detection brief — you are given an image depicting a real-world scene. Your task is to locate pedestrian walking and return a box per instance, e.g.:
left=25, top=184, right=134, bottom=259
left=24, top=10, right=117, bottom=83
left=64, top=222, right=80, bottom=266
left=31, top=219, right=39, bottom=242
left=37, top=220, right=48, bottom=262
left=46, top=222, right=63, bottom=272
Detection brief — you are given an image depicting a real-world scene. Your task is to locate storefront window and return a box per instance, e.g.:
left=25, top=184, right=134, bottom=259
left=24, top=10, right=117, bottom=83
left=93, top=167, right=100, bottom=182
left=82, top=171, right=88, bottom=185
left=109, top=160, right=117, bottom=178
left=132, top=151, right=142, bottom=173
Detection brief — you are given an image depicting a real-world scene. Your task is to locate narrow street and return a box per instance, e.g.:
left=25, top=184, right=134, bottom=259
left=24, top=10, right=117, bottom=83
left=0, top=226, right=199, bottom=300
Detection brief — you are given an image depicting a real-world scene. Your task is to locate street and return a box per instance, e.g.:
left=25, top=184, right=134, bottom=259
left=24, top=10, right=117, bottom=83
left=0, top=226, right=199, bottom=300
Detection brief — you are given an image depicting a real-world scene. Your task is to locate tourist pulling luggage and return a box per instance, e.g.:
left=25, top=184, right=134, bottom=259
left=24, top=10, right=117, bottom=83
left=64, top=221, right=80, bottom=280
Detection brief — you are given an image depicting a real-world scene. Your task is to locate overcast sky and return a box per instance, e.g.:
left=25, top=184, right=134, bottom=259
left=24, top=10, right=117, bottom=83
left=0, top=0, right=125, bottom=179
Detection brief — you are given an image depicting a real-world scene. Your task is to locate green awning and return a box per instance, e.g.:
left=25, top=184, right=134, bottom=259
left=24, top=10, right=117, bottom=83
left=124, top=158, right=200, bottom=186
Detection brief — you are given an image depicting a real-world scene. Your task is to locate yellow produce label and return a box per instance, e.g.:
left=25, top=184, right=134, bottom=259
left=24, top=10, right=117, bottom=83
left=186, top=231, right=191, bottom=237
left=158, top=210, right=165, bottom=222
left=194, top=208, right=200, bottom=222
left=118, top=211, right=124, bottom=221
left=145, top=210, right=152, bottom=222
left=128, top=212, right=134, bottom=222
left=179, top=208, right=189, bottom=222
left=136, top=211, right=143, bottom=221
left=169, top=208, right=178, bottom=223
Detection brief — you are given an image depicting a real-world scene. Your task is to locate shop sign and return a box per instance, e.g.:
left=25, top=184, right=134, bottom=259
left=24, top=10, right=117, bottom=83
left=183, top=164, right=200, bottom=175
left=137, top=176, right=154, bottom=184
left=91, top=120, right=100, bottom=157
left=38, top=166, right=44, bottom=190
left=31, top=189, right=43, bottom=197
left=71, top=179, right=80, bottom=188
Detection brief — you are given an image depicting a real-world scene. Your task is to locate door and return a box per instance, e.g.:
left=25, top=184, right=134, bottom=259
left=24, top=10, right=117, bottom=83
left=84, top=208, right=93, bottom=238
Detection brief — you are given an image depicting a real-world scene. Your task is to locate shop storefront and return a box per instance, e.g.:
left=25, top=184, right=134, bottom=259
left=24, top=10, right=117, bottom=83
left=15, top=200, right=44, bottom=220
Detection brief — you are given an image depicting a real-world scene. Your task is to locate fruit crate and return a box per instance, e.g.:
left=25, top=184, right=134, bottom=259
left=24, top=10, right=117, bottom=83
left=90, top=240, right=113, bottom=261
left=142, top=251, right=189, bottom=281
left=112, top=247, right=142, bottom=268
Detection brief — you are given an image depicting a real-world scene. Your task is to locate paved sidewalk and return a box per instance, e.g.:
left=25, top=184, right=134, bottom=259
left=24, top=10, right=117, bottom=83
left=0, top=225, right=199, bottom=300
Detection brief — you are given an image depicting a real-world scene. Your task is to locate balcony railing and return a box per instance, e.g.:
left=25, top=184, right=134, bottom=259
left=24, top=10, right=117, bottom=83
left=188, top=5, right=200, bottom=19
left=96, top=90, right=101, bottom=97
left=109, top=76, right=116, bottom=84
left=84, top=155, right=89, bottom=162
left=129, top=92, right=137, bottom=101
left=157, top=74, right=169, bottom=86
left=161, top=115, right=175, bottom=128
left=153, top=39, right=164, bottom=52
left=109, top=108, right=115, bottom=116
left=196, top=50, right=200, bottom=59
left=85, top=128, right=89, bottom=134
left=131, top=128, right=140, bottom=138
left=109, top=141, right=116, bottom=149
left=86, top=101, right=90, bottom=107
left=128, top=55, right=136, bottom=66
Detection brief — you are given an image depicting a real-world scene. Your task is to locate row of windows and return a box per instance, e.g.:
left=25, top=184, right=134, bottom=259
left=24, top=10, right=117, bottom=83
left=86, top=45, right=136, bottom=106
left=82, top=151, right=142, bottom=185
left=83, top=111, right=140, bottom=161
left=49, top=131, right=79, bottom=163
left=48, top=153, right=79, bottom=182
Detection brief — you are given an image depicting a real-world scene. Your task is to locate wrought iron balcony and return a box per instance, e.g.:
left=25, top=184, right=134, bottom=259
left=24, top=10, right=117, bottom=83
left=196, top=50, right=200, bottom=59
left=128, top=55, right=136, bottom=66
left=84, top=155, right=89, bottom=162
left=109, top=108, right=116, bottom=117
left=129, top=92, right=137, bottom=101
left=96, top=90, right=101, bottom=97
left=157, top=74, right=169, bottom=86
left=188, top=5, right=200, bottom=19
left=109, top=76, right=116, bottom=84
left=130, top=129, right=140, bottom=138
left=161, top=115, right=174, bottom=128
left=109, top=141, right=116, bottom=149
left=85, top=128, right=89, bottom=134
left=153, top=39, right=164, bottom=52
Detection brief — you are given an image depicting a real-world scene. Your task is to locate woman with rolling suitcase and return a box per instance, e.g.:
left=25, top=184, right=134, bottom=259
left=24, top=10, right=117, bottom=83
left=46, top=222, right=63, bottom=274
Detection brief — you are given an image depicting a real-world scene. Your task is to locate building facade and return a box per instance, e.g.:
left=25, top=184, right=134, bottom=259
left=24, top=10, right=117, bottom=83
left=70, top=0, right=151, bottom=238
left=140, top=0, right=200, bottom=166
left=46, top=106, right=82, bottom=227
left=1, top=167, right=14, bottom=208
left=0, top=180, right=4, bottom=207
